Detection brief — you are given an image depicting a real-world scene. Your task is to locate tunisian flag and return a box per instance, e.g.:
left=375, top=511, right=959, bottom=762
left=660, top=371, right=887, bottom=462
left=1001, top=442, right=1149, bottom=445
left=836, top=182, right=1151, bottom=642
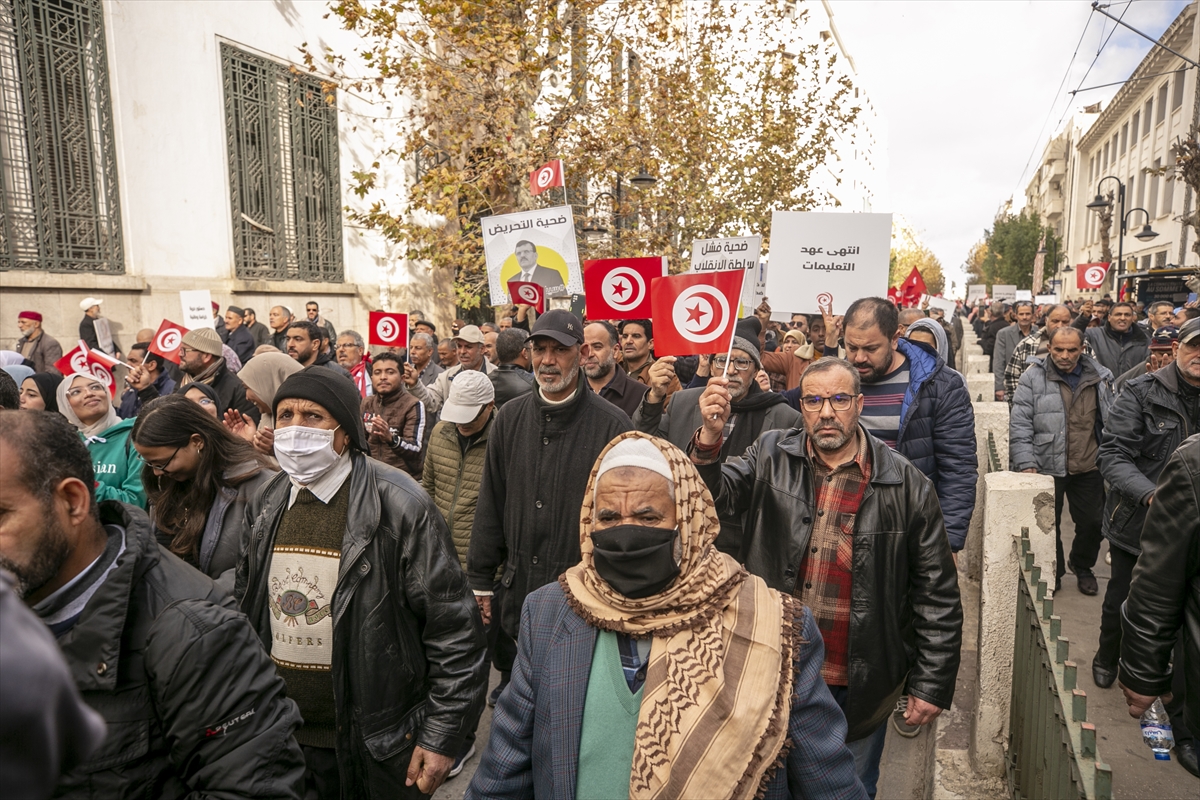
left=529, top=160, right=564, bottom=196
left=649, top=270, right=745, bottom=357
left=368, top=311, right=409, bottom=348
left=55, top=341, right=121, bottom=397
left=583, top=256, right=666, bottom=320
left=507, top=280, right=546, bottom=314
left=898, top=266, right=927, bottom=306
left=1076, top=262, right=1110, bottom=290
left=148, top=319, right=189, bottom=364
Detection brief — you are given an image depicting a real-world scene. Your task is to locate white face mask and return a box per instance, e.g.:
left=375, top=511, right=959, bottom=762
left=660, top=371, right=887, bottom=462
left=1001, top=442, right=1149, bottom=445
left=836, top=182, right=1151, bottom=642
left=274, top=425, right=341, bottom=485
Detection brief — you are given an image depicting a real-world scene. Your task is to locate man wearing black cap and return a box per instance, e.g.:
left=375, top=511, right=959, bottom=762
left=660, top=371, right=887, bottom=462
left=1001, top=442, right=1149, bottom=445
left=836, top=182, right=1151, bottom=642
left=235, top=368, right=487, bottom=798
left=467, top=310, right=632, bottom=698
left=223, top=305, right=257, bottom=364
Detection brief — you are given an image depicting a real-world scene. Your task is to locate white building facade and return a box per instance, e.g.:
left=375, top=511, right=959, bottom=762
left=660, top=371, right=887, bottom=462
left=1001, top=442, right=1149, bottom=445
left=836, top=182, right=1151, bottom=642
left=0, top=0, right=443, bottom=353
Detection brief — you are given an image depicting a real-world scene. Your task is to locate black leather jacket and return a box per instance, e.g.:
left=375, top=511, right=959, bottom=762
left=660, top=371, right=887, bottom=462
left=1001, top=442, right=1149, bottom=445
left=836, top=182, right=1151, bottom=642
left=1119, top=434, right=1200, bottom=736
left=236, top=452, right=488, bottom=798
left=696, top=425, right=962, bottom=741
left=1098, top=366, right=1196, bottom=555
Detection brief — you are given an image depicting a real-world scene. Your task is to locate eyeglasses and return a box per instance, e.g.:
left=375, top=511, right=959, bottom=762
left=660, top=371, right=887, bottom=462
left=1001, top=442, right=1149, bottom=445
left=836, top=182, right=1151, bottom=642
left=334, top=343, right=360, bottom=350
left=712, top=356, right=755, bottom=372
left=144, top=444, right=183, bottom=472
left=799, top=393, right=860, bottom=412
left=178, top=347, right=197, bottom=358
left=66, top=383, right=107, bottom=399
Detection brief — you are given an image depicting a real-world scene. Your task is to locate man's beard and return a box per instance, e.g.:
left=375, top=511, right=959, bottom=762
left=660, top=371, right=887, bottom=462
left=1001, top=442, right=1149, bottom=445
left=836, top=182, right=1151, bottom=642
left=808, top=418, right=853, bottom=452
left=858, top=348, right=895, bottom=384
left=726, top=376, right=748, bottom=401
left=537, top=358, right=579, bottom=394
left=0, top=517, right=72, bottom=599
left=583, top=354, right=614, bottom=381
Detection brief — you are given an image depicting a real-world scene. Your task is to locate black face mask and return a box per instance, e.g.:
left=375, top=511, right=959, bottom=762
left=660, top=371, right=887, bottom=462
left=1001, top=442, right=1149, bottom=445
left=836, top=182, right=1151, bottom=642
left=590, top=525, right=681, bottom=599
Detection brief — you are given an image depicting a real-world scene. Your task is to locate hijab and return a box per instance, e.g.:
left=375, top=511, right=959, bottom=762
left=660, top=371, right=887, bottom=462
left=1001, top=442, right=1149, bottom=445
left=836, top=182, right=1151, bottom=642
left=561, top=431, right=801, bottom=799
left=236, top=352, right=301, bottom=425
left=57, top=372, right=121, bottom=439
left=2, top=365, right=34, bottom=386
left=26, top=373, right=62, bottom=414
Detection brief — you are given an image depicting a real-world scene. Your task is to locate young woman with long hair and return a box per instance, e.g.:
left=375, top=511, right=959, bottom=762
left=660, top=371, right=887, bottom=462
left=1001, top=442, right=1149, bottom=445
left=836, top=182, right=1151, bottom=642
left=132, top=395, right=276, bottom=590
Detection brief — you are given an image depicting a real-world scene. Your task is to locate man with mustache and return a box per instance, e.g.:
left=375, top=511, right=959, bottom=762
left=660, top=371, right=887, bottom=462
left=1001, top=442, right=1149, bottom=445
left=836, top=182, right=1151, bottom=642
left=688, top=357, right=961, bottom=799
left=468, top=310, right=632, bottom=704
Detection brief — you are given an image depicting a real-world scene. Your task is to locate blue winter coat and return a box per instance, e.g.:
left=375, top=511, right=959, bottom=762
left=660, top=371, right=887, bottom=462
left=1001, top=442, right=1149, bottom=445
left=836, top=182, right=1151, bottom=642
left=892, top=339, right=978, bottom=551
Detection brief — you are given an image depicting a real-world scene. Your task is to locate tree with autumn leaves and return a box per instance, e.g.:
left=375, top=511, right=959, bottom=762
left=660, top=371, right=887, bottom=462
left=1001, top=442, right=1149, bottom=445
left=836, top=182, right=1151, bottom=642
left=889, top=217, right=945, bottom=296
left=310, top=0, right=860, bottom=310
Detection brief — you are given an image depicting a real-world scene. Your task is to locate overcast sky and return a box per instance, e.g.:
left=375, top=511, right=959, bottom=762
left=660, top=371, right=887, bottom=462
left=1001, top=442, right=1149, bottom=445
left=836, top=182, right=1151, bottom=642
left=829, top=0, right=1191, bottom=296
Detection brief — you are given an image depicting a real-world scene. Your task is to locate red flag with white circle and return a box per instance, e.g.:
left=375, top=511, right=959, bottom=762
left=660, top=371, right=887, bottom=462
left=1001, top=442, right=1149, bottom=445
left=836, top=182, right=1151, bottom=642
left=148, top=319, right=189, bottom=364
left=1076, top=262, right=1109, bottom=290
left=583, top=256, right=666, bottom=320
left=507, top=280, right=546, bottom=314
left=369, top=311, right=409, bottom=348
left=529, top=159, right=564, bottom=196
left=54, top=342, right=120, bottom=397
left=649, top=270, right=745, bottom=357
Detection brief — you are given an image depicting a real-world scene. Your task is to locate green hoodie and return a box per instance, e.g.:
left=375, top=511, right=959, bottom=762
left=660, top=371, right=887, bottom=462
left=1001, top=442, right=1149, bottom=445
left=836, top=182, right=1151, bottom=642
left=80, top=417, right=146, bottom=509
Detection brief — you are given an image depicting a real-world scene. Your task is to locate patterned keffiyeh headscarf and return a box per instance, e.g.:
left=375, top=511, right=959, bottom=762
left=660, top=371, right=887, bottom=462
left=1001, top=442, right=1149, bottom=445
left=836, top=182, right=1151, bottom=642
left=560, top=431, right=803, bottom=800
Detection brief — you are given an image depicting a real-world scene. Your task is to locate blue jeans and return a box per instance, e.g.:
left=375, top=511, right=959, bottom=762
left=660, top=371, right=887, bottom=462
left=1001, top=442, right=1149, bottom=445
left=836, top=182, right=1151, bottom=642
left=828, top=686, right=888, bottom=799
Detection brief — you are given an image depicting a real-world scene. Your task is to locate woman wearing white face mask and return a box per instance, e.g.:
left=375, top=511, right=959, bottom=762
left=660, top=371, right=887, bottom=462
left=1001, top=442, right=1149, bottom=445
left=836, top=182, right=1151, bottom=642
left=233, top=368, right=487, bottom=799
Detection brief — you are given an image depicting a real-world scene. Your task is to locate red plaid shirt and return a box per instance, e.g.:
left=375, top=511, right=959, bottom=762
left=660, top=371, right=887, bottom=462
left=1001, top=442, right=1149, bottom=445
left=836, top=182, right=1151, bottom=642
left=798, top=432, right=872, bottom=686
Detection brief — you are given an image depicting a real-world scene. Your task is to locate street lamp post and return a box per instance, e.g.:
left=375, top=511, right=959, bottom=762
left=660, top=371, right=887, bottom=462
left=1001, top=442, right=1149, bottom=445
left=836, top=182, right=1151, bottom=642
left=1086, top=175, right=1159, bottom=294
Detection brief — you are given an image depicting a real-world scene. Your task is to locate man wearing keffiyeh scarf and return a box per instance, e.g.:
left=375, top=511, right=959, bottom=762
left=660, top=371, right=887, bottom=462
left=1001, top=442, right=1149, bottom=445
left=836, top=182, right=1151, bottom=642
left=467, top=431, right=865, bottom=800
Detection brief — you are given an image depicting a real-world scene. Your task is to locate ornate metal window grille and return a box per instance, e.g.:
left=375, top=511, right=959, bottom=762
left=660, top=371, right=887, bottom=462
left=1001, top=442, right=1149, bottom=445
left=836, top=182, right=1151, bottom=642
left=221, top=43, right=343, bottom=282
left=0, top=0, right=124, bottom=273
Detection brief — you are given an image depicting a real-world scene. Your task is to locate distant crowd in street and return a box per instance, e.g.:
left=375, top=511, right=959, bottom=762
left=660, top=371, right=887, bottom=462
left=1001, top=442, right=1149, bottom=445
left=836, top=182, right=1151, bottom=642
left=1, top=285, right=1198, bottom=797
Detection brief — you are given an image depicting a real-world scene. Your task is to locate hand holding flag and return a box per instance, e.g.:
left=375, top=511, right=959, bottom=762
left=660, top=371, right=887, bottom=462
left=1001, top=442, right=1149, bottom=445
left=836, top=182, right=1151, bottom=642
left=507, top=280, right=546, bottom=314
left=649, top=271, right=745, bottom=357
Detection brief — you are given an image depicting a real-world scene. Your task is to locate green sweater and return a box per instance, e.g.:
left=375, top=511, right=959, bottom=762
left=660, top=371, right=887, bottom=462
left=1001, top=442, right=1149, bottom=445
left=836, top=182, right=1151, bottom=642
left=82, top=418, right=146, bottom=509
left=577, top=630, right=642, bottom=800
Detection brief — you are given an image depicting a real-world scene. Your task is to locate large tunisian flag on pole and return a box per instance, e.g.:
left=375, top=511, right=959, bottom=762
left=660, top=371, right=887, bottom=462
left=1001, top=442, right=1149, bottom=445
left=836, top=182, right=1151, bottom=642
left=583, top=256, right=666, bottom=319
left=649, top=270, right=745, bottom=357
left=898, top=266, right=927, bottom=306
left=529, top=160, right=564, bottom=196
left=1076, top=263, right=1110, bottom=290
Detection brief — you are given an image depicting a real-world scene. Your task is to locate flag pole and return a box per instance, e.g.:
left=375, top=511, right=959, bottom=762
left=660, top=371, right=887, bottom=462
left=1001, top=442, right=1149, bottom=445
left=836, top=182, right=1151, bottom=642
left=713, top=269, right=749, bottom=419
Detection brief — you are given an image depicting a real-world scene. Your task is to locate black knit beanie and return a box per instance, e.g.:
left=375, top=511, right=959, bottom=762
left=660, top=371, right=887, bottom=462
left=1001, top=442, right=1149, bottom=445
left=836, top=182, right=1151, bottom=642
left=273, top=367, right=369, bottom=452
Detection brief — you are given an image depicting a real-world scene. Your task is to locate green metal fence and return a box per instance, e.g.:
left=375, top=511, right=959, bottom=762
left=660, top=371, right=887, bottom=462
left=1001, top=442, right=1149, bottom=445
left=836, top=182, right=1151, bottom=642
left=987, top=430, right=1002, bottom=473
left=1007, top=527, right=1112, bottom=800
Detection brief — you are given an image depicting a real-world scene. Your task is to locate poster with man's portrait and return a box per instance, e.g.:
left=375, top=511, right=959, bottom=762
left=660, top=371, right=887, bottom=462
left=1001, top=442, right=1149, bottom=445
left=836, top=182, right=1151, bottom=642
left=482, top=206, right=582, bottom=305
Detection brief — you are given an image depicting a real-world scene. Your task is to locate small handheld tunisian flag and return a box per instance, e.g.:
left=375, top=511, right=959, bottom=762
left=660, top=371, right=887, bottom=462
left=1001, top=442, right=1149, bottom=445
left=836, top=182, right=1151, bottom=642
left=886, top=287, right=900, bottom=305
left=507, top=280, right=546, bottom=314
left=649, top=270, right=745, bottom=357
left=148, top=319, right=189, bottom=364
left=899, top=266, right=927, bottom=307
left=584, top=256, right=666, bottom=320
left=529, top=159, right=564, bottom=196
left=368, top=311, right=409, bottom=348
left=1077, top=262, right=1110, bottom=290
left=55, top=341, right=121, bottom=397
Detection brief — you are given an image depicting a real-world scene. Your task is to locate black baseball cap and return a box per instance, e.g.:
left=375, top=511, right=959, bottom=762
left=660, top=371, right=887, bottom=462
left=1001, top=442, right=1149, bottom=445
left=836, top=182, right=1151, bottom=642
left=1179, top=317, right=1200, bottom=346
left=529, top=309, right=584, bottom=346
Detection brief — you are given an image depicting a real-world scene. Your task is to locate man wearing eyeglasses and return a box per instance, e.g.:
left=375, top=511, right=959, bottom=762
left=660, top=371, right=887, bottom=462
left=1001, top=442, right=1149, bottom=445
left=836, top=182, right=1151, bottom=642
left=689, top=357, right=962, bottom=799
left=632, top=336, right=800, bottom=556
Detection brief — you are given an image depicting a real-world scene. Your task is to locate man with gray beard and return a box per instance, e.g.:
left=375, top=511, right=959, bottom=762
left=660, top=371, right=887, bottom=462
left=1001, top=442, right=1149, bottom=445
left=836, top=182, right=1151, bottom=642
left=582, top=320, right=647, bottom=418
left=467, top=310, right=632, bottom=661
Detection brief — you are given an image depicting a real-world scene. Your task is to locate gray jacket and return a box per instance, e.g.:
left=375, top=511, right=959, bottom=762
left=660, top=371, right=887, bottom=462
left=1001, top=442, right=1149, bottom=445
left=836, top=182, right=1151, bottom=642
left=632, top=386, right=802, bottom=452
left=1085, top=324, right=1150, bottom=378
left=1010, top=355, right=1114, bottom=477
left=992, top=324, right=1030, bottom=392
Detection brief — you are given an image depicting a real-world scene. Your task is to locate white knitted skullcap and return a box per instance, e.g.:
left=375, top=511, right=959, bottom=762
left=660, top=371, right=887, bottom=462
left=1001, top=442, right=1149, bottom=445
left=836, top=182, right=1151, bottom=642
left=595, top=438, right=674, bottom=485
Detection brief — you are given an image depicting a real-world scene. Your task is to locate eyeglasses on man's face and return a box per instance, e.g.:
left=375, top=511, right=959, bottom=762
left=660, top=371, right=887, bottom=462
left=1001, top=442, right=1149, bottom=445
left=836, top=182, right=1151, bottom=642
left=712, top=356, right=755, bottom=372
left=799, top=393, right=860, bottom=413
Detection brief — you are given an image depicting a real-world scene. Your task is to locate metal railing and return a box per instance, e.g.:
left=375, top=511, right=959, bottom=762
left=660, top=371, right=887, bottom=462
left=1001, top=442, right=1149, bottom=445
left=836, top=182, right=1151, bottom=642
left=1007, top=527, right=1112, bottom=800
left=987, top=429, right=1003, bottom=474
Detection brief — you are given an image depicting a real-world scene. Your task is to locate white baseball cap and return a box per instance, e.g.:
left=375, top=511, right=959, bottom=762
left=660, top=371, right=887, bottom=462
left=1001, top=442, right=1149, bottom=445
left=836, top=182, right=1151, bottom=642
left=440, top=369, right=495, bottom=424
left=79, top=296, right=103, bottom=311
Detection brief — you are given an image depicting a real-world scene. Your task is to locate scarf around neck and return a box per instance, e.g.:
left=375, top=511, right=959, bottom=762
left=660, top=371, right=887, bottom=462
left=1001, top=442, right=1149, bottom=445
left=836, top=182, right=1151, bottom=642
left=561, top=431, right=801, bottom=800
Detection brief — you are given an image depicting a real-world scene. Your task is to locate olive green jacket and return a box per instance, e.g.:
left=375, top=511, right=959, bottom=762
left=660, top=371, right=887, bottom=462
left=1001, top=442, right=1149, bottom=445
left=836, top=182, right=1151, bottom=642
left=421, top=417, right=492, bottom=569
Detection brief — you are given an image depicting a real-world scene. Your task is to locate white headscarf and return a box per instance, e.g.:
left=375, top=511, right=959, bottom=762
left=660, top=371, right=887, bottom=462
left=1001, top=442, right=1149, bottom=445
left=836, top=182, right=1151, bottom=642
left=57, top=372, right=121, bottom=440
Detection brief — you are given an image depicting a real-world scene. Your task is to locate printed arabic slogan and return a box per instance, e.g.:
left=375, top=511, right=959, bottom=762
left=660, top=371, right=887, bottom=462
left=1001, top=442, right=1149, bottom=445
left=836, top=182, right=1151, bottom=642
left=766, top=211, right=892, bottom=316
left=688, top=236, right=763, bottom=316
left=481, top=206, right=582, bottom=305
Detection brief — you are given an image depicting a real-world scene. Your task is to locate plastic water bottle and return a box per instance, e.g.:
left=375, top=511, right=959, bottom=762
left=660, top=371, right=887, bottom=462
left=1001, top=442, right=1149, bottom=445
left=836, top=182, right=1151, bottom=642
left=1140, top=698, right=1174, bottom=761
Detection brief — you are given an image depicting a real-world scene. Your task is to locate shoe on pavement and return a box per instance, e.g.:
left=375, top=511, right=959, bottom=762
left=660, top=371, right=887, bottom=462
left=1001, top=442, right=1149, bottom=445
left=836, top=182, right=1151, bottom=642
left=891, top=696, right=921, bottom=738
left=1076, top=569, right=1099, bottom=596
left=488, top=675, right=510, bottom=708
left=1175, top=739, right=1199, bottom=778
left=447, top=744, right=476, bottom=779
left=1091, top=661, right=1117, bottom=689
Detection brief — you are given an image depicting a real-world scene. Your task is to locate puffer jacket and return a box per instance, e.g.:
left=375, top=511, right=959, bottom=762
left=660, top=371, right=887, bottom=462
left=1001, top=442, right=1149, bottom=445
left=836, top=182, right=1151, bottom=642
left=55, top=501, right=306, bottom=799
left=696, top=424, right=962, bottom=742
left=891, top=338, right=978, bottom=552
left=236, top=452, right=487, bottom=797
left=1118, top=434, right=1200, bottom=736
left=422, top=416, right=492, bottom=569
left=1098, top=365, right=1196, bottom=555
left=1085, top=323, right=1150, bottom=378
left=361, top=389, right=428, bottom=477
left=1010, top=355, right=1114, bottom=477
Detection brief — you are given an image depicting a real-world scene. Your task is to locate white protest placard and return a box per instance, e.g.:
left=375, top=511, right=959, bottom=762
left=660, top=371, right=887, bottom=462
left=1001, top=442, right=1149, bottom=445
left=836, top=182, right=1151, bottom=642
left=1014, top=289, right=1033, bottom=301
left=482, top=206, right=581, bottom=304
left=688, top=236, right=763, bottom=315
left=992, top=285, right=1017, bottom=303
left=766, top=211, right=892, bottom=315
left=1035, top=294, right=1060, bottom=305
left=966, top=284, right=987, bottom=303
left=180, top=289, right=215, bottom=330
left=924, top=295, right=958, bottom=316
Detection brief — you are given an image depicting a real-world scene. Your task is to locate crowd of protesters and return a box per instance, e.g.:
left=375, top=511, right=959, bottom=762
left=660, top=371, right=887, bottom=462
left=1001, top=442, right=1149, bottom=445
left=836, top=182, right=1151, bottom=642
left=1, top=287, right=1198, bottom=798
